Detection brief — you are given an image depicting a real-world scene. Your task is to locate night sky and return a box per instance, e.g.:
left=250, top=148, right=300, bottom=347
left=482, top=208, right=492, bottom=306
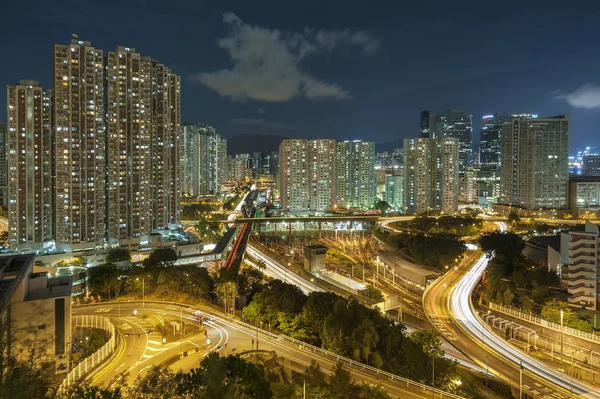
left=3, top=0, right=600, bottom=150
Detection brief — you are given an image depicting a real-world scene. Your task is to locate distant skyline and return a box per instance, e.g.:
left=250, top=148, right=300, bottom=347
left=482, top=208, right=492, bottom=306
left=3, top=0, right=600, bottom=148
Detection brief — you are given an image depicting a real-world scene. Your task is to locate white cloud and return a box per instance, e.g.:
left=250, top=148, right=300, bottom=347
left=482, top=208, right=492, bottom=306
left=192, top=13, right=379, bottom=102
left=554, top=83, right=600, bottom=109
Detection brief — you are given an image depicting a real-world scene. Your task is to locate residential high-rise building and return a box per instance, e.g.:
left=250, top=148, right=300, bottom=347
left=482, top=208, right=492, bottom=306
left=308, top=139, right=336, bottom=212
left=151, top=60, right=181, bottom=232
left=499, top=115, right=569, bottom=210
left=180, top=123, right=196, bottom=196
left=479, top=113, right=537, bottom=168
left=0, top=122, right=7, bottom=209
left=434, top=138, right=460, bottom=212
left=180, top=124, right=226, bottom=197
left=0, top=122, right=6, bottom=186
left=195, top=124, right=227, bottom=196
left=385, top=172, right=403, bottom=209
left=279, top=140, right=309, bottom=212
left=53, top=37, right=105, bottom=250
left=7, top=80, right=53, bottom=248
left=403, top=138, right=431, bottom=214
left=105, top=47, right=153, bottom=244
left=403, top=137, right=459, bottom=214
left=279, top=139, right=374, bottom=213
left=105, top=46, right=181, bottom=244
left=336, top=141, right=376, bottom=209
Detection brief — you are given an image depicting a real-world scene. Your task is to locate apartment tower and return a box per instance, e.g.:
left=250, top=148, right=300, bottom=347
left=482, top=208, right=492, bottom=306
left=6, top=80, right=53, bottom=248
left=499, top=115, right=569, bottom=210
left=336, top=140, right=376, bottom=209
left=53, top=37, right=105, bottom=250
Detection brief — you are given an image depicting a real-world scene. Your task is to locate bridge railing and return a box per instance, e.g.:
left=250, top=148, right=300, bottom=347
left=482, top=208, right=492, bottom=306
left=126, top=300, right=464, bottom=399
left=57, top=315, right=117, bottom=395
left=490, top=302, right=600, bottom=344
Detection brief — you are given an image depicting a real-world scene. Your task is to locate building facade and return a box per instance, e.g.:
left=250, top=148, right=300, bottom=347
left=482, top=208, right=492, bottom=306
left=6, top=81, right=53, bottom=249
left=403, top=137, right=460, bottom=214
left=53, top=37, right=105, bottom=250
left=385, top=173, right=403, bottom=209
left=557, top=222, right=600, bottom=310
left=279, top=140, right=309, bottom=213
left=583, top=154, right=600, bottom=177
left=0, top=255, right=72, bottom=377
left=422, top=109, right=472, bottom=169
left=105, top=47, right=154, bottom=245
left=195, top=124, right=227, bottom=196
left=180, top=124, right=196, bottom=196
left=435, top=138, right=460, bottom=212
left=499, top=115, right=570, bottom=210
left=0, top=122, right=6, bottom=209
left=104, top=46, right=180, bottom=245
left=403, top=138, right=431, bottom=214
left=336, top=140, right=376, bottom=209
left=308, top=139, right=336, bottom=212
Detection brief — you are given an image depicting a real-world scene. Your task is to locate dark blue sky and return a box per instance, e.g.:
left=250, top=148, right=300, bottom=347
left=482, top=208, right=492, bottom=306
left=3, top=0, right=600, bottom=149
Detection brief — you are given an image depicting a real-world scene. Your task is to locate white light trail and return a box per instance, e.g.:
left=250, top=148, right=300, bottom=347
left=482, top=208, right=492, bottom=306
left=246, top=245, right=322, bottom=294
left=451, top=222, right=600, bottom=398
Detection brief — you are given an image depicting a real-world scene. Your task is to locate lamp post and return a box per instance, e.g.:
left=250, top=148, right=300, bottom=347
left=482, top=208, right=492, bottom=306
left=136, top=277, right=145, bottom=310
left=560, top=309, right=564, bottom=361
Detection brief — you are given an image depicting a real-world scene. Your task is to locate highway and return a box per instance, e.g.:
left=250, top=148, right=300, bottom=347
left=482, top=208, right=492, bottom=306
left=246, top=244, right=322, bottom=294
left=425, top=222, right=600, bottom=398
left=0, top=217, right=7, bottom=232
left=76, top=301, right=454, bottom=399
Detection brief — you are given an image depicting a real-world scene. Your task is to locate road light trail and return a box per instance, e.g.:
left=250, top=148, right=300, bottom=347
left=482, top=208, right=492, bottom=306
left=246, top=245, right=321, bottom=294
left=451, top=222, right=600, bottom=398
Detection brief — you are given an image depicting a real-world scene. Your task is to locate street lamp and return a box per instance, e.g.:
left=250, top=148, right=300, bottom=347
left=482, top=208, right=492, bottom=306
left=560, top=309, right=564, bottom=360
left=136, top=277, right=145, bottom=310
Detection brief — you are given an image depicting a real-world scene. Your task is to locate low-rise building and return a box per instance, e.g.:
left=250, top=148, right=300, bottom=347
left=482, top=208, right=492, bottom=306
left=0, top=254, right=72, bottom=377
left=551, top=221, right=600, bottom=310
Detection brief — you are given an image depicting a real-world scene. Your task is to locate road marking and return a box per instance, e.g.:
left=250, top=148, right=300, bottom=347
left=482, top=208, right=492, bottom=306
left=186, top=339, right=201, bottom=348
left=91, top=330, right=127, bottom=385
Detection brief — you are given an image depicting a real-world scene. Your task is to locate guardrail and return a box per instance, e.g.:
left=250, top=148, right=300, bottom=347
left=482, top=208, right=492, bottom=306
left=489, top=302, right=600, bottom=344
left=57, top=315, right=117, bottom=395
left=109, top=300, right=464, bottom=399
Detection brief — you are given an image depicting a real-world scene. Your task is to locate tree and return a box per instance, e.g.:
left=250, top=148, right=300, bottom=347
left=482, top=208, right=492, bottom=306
left=511, top=270, right=528, bottom=289
left=531, top=285, right=550, bottom=304
left=520, top=296, right=534, bottom=314
left=180, top=353, right=273, bottom=398
left=362, top=285, right=383, bottom=302
left=350, top=319, right=380, bottom=364
left=507, top=210, right=521, bottom=225
left=374, top=200, right=391, bottom=216
left=106, top=248, right=131, bottom=263
left=143, top=248, right=177, bottom=268
left=328, top=363, right=354, bottom=399
left=501, top=288, right=515, bottom=306
left=0, top=231, right=8, bottom=247
left=541, top=299, right=579, bottom=326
